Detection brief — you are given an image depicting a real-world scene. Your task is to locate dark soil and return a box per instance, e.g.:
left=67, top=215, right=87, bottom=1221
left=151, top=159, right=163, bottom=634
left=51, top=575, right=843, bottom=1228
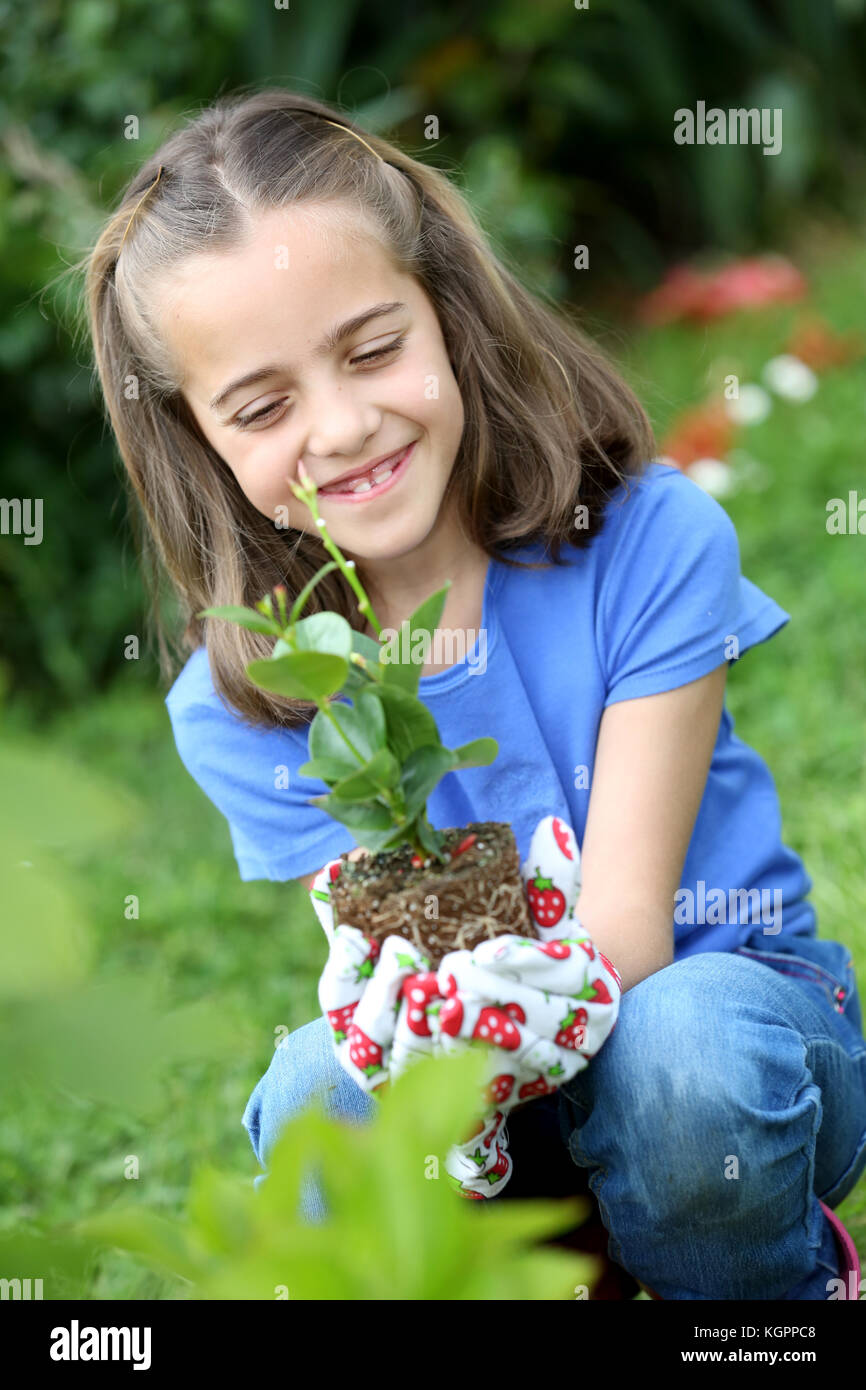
left=328, top=821, right=534, bottom=965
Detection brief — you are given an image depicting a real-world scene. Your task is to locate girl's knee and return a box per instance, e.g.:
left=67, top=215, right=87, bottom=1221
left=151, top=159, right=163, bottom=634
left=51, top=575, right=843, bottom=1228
left=242, top=1015, right=374, bottom=1168
left=563, top=952, right=801, bottom=1151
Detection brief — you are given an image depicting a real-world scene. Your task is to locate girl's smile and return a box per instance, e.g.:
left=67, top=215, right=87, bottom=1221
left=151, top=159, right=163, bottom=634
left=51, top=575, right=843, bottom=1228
left=316, top=439, right=416, bottom=502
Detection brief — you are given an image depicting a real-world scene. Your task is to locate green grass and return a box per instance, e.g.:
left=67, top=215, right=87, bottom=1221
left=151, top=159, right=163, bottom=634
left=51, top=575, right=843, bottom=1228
left=5, top=230, right=866, bottom=1298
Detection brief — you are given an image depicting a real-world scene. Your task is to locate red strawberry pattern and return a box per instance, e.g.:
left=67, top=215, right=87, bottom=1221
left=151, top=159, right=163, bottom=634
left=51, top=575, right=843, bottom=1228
left=551, top=816, right=574, bottom=861
left=347, top=1023, right=384, bottom=1078
left=327, top=1001, right=358, bottom=1043
left=483, top=1143, right=511, bottom=1184
left=555, top=1005, right=588, bottom=1049
left=597, top=950, right=622, bottom=989
left=354, top=936, right=381, bottom=984
left=485, top=1074, right=515, bottom=1106
left=437, top=995, right=464, bottom=1037
left=472, top=1006, right=521, bottom=1051
left=527, top=869, right=567, bottom=928
left=503, top=1001, right=527, bottom=1024
left=401, top=971, right=440, bottom=1037
left=588, top=977, right=613, bottom=1005
left=518, top=1073, right=558, bottom=1101
left=536, top=939, right=572, bottom=960
left=482, top=1111, right=505, bottom=1148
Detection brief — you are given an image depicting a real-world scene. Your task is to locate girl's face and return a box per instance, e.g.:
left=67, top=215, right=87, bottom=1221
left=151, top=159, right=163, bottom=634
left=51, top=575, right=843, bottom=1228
left=154, top=204, right=466, bottom=567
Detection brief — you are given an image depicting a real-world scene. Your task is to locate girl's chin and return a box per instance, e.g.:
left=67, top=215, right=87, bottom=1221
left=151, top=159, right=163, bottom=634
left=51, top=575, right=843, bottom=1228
left=339, top=530, right=430, bottom=563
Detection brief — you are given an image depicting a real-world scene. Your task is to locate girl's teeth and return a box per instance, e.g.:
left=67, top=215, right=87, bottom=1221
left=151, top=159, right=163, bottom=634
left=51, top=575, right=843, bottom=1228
left=329, top=448, right=404, bottom=494
left=347, top=461, right=396, bottom=492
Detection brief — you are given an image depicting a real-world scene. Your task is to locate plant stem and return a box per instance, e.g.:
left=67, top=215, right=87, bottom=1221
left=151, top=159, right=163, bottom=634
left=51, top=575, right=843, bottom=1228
left=290, top=467, right=383, bottom=637
left=288, top=561, right=340, bottom=627
left=349, top=652, right=382, bottom=682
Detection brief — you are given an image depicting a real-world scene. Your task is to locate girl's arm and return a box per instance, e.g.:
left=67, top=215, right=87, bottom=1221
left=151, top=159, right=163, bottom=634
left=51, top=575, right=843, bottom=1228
left=300, top=661, right=726, bottom=989
left=575, top=663, right=729, bottom=995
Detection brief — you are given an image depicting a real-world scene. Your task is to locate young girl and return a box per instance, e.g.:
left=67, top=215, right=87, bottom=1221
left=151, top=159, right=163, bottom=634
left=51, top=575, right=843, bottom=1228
left=81, top=88, right=866, bottom=1299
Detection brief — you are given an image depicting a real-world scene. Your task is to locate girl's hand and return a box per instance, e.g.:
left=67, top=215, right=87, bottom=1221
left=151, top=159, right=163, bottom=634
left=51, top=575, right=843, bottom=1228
left=310, top=817, right=622, bottom=1198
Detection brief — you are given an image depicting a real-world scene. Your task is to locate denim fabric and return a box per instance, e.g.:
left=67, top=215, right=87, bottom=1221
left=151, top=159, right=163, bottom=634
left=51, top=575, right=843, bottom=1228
left=242, top=930, right=866, bottom=1299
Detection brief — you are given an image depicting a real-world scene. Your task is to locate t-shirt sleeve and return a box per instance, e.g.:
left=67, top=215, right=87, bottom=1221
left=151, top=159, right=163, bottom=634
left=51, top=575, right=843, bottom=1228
left=597, top=465, right=790, bottom=706
left=165, top=684, right=353, bottom=882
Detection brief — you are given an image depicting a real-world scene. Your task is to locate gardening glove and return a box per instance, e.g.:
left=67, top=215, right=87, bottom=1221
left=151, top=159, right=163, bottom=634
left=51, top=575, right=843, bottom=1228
left=312, top=815, right=622, bottom=1198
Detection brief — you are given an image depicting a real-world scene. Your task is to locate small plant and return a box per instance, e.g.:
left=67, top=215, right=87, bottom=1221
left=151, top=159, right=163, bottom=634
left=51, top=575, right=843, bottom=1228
left=199, top=465, right=533, bottom=962
left=198, top=462, right=497, bottom=863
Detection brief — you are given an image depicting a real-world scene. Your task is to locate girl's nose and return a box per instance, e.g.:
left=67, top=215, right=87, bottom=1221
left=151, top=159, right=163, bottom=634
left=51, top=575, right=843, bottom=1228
left=301, top=385, right=382, bottom=459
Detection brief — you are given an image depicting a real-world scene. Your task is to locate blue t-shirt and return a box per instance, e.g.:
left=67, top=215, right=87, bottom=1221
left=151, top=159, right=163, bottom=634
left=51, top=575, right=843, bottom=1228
left=165, top=462, right=816, bottom=958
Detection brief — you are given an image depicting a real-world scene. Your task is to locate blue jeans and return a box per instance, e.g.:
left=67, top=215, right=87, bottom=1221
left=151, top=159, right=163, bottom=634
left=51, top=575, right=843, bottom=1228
left=242, top=928, right=866, bottom=1299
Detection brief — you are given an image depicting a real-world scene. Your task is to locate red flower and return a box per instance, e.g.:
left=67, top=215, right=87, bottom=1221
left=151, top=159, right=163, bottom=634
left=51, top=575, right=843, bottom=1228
left=638, top=255, right=806, bottom=326
left=785, top=316, right=865, bottom=372
left=660, top=400, right=734, bottom=469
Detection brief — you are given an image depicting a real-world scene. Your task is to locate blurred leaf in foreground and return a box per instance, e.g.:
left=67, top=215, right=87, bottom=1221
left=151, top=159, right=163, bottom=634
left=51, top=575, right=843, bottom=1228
left=80, top=1047, right=599, bottom=1300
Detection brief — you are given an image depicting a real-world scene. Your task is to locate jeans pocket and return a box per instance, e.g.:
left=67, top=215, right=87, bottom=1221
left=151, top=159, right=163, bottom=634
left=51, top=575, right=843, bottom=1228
left=735, top=934, right=863, bottom=1040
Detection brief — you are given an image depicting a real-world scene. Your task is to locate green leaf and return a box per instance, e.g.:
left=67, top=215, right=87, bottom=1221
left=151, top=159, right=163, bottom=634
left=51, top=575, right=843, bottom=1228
left=78, top=1207, right=203, bottom=1287
left=449, top=737, right=499, bottom=770
left=293, top=611, right=353, bottom=661
left=197, top=605, right=278, bottom=635
left=331, top=748, right=400, bottom=802
left=352, top=630, right=385, bottom=666
left=81, top=1048, right=595, bottom=1300
left=399, top=745, right=456, bottom=821
left=308, top=689, right=387, bottom=774
left=413, top=812, right=447, bottom=859
left=364, top=684, right=442, bottom=763
left=246, top=652, right=348, bottom=701
left=297, top=756, right=354, bottom=784
left=310, top=795, right=395, bottom=832
left=338, top=823, right=412, bottom=855
left=380, top=584, right=451, bottom=696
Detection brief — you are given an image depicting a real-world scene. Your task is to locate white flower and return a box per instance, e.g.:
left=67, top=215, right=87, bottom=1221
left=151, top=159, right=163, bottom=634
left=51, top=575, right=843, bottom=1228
left=762, top=354, right=818, bottom=402
left=687, top=458, right=737, bottom=498
left=723, top=383, right=773, bottom=426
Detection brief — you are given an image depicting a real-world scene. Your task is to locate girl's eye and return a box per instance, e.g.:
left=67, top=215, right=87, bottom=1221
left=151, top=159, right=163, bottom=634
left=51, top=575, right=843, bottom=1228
left=351, top=333, right=407, bottom=366
left=233, top=334, right=408, bottom=431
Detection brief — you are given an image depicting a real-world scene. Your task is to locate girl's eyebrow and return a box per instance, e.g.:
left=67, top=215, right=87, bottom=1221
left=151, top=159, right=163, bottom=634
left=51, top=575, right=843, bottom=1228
left=208, top=301, right=408, bottom=416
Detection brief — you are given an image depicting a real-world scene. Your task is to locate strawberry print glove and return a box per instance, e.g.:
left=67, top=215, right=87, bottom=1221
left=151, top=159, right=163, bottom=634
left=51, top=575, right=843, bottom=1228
left=312, top=816, right=622, bottom=1199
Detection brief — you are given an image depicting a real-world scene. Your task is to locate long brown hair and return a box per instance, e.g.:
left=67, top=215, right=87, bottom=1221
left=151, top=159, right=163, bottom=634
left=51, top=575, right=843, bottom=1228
left=71, top=87, right=654, bottom=728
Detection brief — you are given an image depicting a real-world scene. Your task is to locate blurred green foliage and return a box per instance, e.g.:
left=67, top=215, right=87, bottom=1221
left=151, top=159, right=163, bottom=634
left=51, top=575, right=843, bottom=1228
left=80, top=1048, right=598, bottom=1300
left=0, top=723, right=245, bottom=1297
left=2, top=0, right=866, bottom=711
